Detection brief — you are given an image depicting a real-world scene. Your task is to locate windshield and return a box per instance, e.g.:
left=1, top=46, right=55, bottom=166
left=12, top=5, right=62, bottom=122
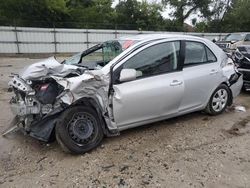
left=224, top=33, right=245, bottom=41
left=63, top=39, right=138, bottom=69
left=63, top=52, right=82, bottom=65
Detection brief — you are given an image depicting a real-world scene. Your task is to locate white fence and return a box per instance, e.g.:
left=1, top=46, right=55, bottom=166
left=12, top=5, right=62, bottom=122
left=0, top=26, right=228, bottom=54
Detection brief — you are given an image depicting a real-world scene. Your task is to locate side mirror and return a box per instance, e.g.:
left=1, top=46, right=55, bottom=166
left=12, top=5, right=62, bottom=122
left=119, top=69, right=137, bottom=82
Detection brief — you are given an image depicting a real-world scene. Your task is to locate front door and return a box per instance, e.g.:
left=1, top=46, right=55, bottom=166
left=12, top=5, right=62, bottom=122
left=112, top=41, right=184, bottom=128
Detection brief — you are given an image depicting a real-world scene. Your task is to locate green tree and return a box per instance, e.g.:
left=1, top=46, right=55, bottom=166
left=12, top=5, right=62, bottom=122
left=0, top=0, right=70, bottom=27
left=68, top=0, right=115, bottom=28
left=194, top=21, right=208, bottom=32
left=66, top=0, right=94, bottom=7
left=222, top=0, right=250, bottom=32
left=115, top=0, right=166, bottom=30
left=162, top=0, right=214, bottom=30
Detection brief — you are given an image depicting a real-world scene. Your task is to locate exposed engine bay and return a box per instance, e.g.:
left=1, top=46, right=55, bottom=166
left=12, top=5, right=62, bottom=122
left=8, top=75, right=62, bottom=140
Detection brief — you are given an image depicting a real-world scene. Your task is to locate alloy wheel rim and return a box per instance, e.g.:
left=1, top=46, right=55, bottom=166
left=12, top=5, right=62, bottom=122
left=212, top=89, right=228, bottom=112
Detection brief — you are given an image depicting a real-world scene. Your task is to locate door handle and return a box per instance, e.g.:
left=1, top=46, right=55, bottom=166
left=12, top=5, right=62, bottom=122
left=170, top=80, right=183, bottom=86
left=210, top=69, right=218, bottom=75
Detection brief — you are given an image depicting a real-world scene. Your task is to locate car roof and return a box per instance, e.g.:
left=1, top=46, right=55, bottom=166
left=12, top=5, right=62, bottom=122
left=118, top=34, right=204, bottom=42
left=102, top=33, right=224, bottom=74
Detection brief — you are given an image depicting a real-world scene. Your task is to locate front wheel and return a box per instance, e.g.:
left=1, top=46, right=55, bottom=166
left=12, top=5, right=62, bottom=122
left=56, top=106, right=104, bottom=154
left=205, top=84, right=230, bottom=115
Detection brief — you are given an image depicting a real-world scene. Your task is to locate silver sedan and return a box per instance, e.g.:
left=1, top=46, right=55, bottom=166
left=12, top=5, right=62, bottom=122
left=6, top=34, right=243, bottom=154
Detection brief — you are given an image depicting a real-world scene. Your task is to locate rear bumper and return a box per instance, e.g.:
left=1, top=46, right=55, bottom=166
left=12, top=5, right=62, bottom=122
left=230, top=73, right=243, bottom=98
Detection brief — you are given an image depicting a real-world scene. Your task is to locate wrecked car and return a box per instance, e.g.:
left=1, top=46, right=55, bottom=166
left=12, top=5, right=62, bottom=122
left=4, top=34, right=243, bottom=154
left=216, top=33, right=250, bottom=54
left=233, top=45, right=250, bottom=90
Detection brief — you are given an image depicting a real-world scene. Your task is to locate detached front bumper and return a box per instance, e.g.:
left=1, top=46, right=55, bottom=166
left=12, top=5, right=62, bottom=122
left=7, top=95, right=61, bottom=142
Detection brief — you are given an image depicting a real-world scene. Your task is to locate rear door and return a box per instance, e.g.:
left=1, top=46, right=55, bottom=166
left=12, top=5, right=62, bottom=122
left=179, top=41, right=221, bottom=112
left=111, top=40, right=184, bottom=128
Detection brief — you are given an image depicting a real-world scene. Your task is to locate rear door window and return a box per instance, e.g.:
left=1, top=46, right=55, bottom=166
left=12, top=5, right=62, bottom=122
left=206, top=47, right=217, bottom=62
left=184, top=41, right=217, bottom=66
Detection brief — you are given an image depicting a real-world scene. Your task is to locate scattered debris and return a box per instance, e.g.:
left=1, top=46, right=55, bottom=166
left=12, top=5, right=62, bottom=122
left=2, top=125, right=19, bottom=137
left=118, top=178, right=126, bottom=186
left=101, top=164, right=115, bottom=171
left=37, top=156, right=47, bottom=164
left=141, top=174, right=153, bottom=185
left=2, top=116, right=20, bottom=137
left=234, top=105, right=246, bottom=112
left=119, top=165, right=129, bottom=172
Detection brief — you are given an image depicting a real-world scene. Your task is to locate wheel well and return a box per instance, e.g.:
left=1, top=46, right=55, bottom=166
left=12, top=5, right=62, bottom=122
left=221, top=82, right=233, bottom=106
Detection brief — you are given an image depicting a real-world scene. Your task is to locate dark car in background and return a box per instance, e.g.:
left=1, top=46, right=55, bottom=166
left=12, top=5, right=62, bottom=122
left=234, top=45, right=250, bottom=90
left=216, top=33, right=250, bottom=53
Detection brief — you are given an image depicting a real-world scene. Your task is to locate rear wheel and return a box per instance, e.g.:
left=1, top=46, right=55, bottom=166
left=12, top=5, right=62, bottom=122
left=56, top=106, right=104, bottom=154
left=205, top=84, right=230, bottom=115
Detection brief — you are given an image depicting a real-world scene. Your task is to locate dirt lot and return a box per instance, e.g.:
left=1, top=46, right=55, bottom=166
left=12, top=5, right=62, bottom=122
left=0, top=57, right=250, bottom=188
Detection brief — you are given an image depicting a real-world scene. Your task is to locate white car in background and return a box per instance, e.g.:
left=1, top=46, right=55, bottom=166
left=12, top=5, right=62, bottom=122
left=5, top=34, right=243, bottom=154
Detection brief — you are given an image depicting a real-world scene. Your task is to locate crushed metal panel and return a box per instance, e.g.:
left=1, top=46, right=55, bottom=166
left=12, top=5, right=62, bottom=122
left=52, top=70, right=109, bottom=105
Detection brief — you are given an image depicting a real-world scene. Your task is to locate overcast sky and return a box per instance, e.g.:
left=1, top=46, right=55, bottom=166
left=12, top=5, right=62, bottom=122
left=112, top=0, right=198, bottom=25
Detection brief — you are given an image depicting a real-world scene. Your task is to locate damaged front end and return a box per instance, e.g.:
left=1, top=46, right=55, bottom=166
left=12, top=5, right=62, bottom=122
left=7, top=75, right=65, bottom=141
left=4, top=56, right=112, bottom=142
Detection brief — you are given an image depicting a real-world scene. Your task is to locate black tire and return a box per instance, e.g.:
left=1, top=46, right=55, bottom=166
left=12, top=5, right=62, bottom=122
left=55, top=106, right=104, bottom=154
left=205, top=84, right=230, bottom=115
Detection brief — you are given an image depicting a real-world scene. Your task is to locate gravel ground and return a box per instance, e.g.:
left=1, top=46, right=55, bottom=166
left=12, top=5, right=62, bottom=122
left=0, top=57, right=250, bottom=188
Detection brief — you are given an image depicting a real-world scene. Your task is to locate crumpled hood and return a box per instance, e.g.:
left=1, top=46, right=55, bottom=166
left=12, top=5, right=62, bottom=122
left=52, top=70, right=109, bottom=105
left=18, top=56, right=109, bottom=108
left=20, top=57, right=80, bottom=80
